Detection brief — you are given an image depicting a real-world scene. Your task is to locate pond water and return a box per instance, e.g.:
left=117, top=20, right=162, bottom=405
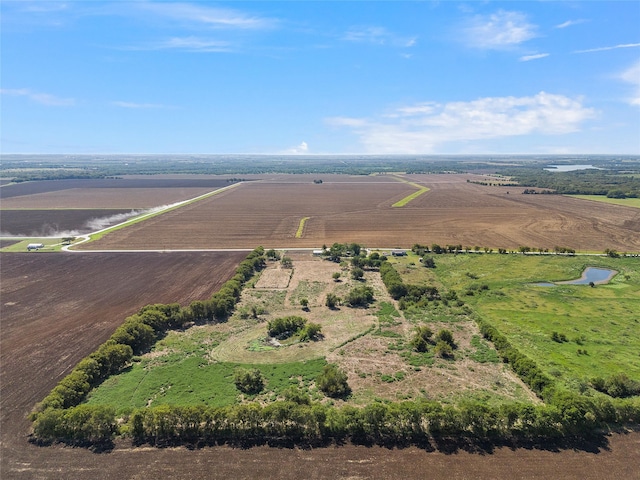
left=532, top=267, right=617, bottom=287
left=544, top=164, right=602, bottom=172
left=559, top=267, right=617, bottom=285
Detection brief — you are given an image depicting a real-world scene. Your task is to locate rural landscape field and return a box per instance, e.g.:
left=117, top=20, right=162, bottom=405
left=1, top=155, right=639, bottom=479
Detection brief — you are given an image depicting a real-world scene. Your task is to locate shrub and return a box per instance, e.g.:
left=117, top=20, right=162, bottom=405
left=316, top=364, right=351, bottom=399
left=234, top=368, right=265, bottom=395
left=434, top=340, right=454, bottom=359
left=325, top=293, right=339, bottom=309
left=300, top=322, right=323, bottom=342
left=410, top=326, right=433, bottom=352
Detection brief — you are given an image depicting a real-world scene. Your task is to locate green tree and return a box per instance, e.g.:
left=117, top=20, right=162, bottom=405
left=316, top=364, right=351, bottom=398
left=345, top=285, right=374, bottom=307
left=325, top=293, right=339, bottom=309
left=351, top=267, right=364, bottom=280
left=234, top=368, right=265, bottom=394
left=410, top=326, right=433, bottom=352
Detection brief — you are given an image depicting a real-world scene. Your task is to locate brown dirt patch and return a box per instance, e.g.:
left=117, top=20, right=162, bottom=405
left=80, top=175, right=640, bottom=252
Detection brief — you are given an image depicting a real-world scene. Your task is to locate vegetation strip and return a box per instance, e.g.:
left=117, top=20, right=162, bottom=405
left=567, top=195, right=640, bottom=209
left=391, top=176, right=430, bottom=207
left=295, top=217, right=310, bottom=238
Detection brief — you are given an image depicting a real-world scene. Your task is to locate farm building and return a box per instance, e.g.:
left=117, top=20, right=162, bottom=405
left=27, top=243, right=45, bottom=251
left=391, top=250, right=407, bottom=256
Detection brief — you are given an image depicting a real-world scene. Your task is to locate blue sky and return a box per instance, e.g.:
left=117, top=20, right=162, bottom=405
left=1, top=1, right=639, bottom=154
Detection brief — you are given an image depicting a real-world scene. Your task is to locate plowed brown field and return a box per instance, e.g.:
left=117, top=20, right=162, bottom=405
left=82, top=174, right=640, bottom=252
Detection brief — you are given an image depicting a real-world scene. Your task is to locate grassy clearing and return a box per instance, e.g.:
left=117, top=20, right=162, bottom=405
left=87, top=254, right=534, bottom=410
left=390, top=252, right=640, bottom=393
left=391, top=177, right=430, bottom=207
left=295, top=216, right=310, bottom=238
left=568, top=194, right=640, bottom=208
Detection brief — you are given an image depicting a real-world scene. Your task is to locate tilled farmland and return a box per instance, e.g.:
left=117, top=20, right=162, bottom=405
left=79, top=175, right=640, bottom=252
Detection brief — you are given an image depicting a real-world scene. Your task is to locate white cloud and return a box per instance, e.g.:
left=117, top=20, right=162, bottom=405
left=137, top=2, right=276, bottom=30
left=112, top=101, right=169, bottom=109
left=619, top=60, right=640, bottom=107
left=343, top=26, right=416, bottom=48
left=575, top=43, right=640, bottom=54
left=282, top=141, right=309, bottom=154
left=0, top=88, right=75, bottom=106
left=129, top=36, right=233, bottom=52
left=462, top=10, right=537, bottom=49
left=519, top=53, right=550, bottom=62
left=327, top=92, right=596, bottom=153
left=555, top=19, right=587, bottom=29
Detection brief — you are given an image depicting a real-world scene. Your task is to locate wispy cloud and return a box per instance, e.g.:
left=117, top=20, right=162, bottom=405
left=343, top=26, right=416, bottom=47
left=618, top=60, right=640, bottom=107
left=461, top=10, right=537, bottom=49
left=136, top=2, right=277, bottom=30
left=126, top=36, right=233, bottom=52
left=111, top=101, right=171, bottom=109
left=327, top=92, right=595, bottom=153
left=555, top=19, right=587, bottom=29
left=0, top=88, right=75, bottom=106
left=574, top=43, right=640, bottom=54
left=519, top=53, right=550, bottom=62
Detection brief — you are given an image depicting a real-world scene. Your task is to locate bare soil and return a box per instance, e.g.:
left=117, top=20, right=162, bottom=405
left=80, top=175, right=640, bottom=252
left=0, top=209, right=133, bottom=236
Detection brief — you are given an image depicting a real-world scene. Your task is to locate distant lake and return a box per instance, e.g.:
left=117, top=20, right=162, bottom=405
left=544, top=164, right=602, bottom=172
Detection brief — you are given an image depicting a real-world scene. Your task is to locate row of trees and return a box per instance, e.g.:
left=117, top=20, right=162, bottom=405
left=31, top=248, right=267, bottom=420
left=32, top=394, right=640, bottom=447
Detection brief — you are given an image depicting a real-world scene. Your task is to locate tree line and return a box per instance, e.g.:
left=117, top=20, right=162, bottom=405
left=32, top=393, right=640, bottom=447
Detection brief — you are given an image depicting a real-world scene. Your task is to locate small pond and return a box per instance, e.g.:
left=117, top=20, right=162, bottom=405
left=559, top=267, right=617, bottom=285
left=532, top=267, right=617, bottom=287
left=544, top=164, right=603, bottom=172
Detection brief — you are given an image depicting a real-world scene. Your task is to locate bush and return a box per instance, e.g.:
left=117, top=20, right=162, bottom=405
left=435, top=329, right=455, bottom=348
left=410, top=326, right=433, bottom=352
left=434, top=340, right=454, bottom=359
left=234, top=368, right=265, bottom=394
left=325, top=293, right=339, bottom=309
left=300, top=322, right=323, bottom=341
left=316, top=364, right=351, bottom=399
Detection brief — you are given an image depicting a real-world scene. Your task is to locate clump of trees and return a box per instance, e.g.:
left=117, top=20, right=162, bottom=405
left=410, top=327, right=456, bottom=358
left=345, top=285, right=374, bottom=307
left=268, top=316, right=307, bottom=339
left=380, top=262, right=439, bottom=310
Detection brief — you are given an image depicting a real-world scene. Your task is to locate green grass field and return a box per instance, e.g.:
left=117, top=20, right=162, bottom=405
left=390, top=253, right=640, bottom=392
left=568, top=194, right=640, bottom=208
